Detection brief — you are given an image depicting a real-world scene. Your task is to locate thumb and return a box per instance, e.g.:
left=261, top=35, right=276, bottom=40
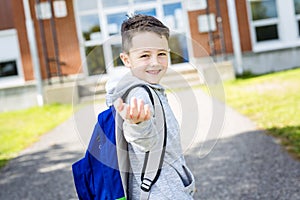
left=114, top=98, right=124, bottom=112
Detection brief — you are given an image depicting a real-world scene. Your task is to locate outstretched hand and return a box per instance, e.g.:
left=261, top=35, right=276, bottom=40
left=114, top=97, right=151, bottom=124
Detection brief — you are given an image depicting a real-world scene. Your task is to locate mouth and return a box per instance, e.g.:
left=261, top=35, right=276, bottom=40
left=146, top=69, right=162, bottom=75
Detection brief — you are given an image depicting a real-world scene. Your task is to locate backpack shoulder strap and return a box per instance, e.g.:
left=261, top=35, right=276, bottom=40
left=121, top=84, right=154, bottom=105
left=116, top=84, right=167, bottom=200
left=139, top=89, right=167, bottom=200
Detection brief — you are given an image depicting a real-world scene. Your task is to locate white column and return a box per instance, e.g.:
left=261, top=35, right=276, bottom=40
left=226, top=0, right=243, bottom=75
left=277, top=0, right=298, bottom=43
left=23, top=0, right=44, bottom=106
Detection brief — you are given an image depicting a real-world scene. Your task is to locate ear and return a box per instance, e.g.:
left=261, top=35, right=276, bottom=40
left=120, top=53, right=131, bottom=68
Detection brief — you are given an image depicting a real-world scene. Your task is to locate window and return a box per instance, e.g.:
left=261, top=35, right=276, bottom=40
left=76, top=0, right=105, bottom=75
left=255, top=24, right=278, bottom=41
left=35, top=1, right=52, bottom=20
left=295, top=0, right=300, bottom=35
left=79, top=14, right=101, bottom=41
left=295, top=0, right=300, bottom=14
left=135, top=8, right=156, bottom=16
left=107, top=13, right=127, bottom=36
left=53, top=0, right=67, bottom=18
left=0, top=61, right=18, bottom=78
left=0, top=29, right=21, bottom=80
left=248, top=0, right=300, bottom=51
left=169, top=34, right=189, bottom=64
left=249, top=0, right=279, bottom=42
left=111, top=44, right=123, bottom=67
left=76, top=0, right=97, bottom=11
left=134, top=0, right=155, bottom=3
left=85, top=45, right=106, bottom=75
left=163, top=3, right=183, bottom=30
left=102, top=0, right=128, bottom=8
left=250, top=0, right=278, bottom=20
left=186, top=0, right=207, bottom=11
left=163, top=3, right=189, bottom=63
left=197, top=14, right=217, bottom=33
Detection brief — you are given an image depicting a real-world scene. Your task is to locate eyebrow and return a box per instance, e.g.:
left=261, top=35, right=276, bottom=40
left=129, top=48, right=170, bottom=53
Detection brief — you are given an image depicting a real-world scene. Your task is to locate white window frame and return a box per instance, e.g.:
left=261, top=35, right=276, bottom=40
left=197, top=13, right=217, bottom=33
left=0, top=29, right=24, bottom=88
left=186, top=0, right=207, bottom=11
left=297, top=15, right=300, bottom=36
left=295, top=0, right=300, bottom=36
left=247, top=0, right=300, bottom=52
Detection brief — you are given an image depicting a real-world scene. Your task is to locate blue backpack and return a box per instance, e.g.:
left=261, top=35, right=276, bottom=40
left=72, top=84, right=166, bottom=200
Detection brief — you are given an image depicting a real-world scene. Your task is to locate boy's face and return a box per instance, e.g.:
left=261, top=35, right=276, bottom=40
left=120, top=32, right=169, bottom=84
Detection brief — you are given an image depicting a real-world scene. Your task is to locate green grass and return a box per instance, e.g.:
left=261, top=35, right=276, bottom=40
left=0, top=104, right=73, bottom=168
left=224, top=68, right=300, bottom=159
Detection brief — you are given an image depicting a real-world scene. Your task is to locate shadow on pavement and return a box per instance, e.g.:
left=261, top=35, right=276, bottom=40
left=1, top=128, right=299, bottom=199
left=0, top=143, right=82, bottom=200
left=185, top=130, right=300, bottom=200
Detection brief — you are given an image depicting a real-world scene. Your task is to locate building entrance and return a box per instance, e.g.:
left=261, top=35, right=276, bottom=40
left=74, top=0, right=189, bottom=76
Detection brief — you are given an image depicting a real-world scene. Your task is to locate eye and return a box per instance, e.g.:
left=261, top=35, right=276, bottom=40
left=158, top=52, right=167, bottom=57
left=140, top=54, right=150, bottom=58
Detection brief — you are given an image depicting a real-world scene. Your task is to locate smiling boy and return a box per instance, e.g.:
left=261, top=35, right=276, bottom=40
left=105, top=14, right=195, bottom=199
left=120, top=31, right=169, bottom=84
left=115, top=30, right=169, bottom=124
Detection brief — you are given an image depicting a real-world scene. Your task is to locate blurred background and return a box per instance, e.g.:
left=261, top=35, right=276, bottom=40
left=0, top=0, right=299, bottom=199
left=1, top=0, right=300, bottom=110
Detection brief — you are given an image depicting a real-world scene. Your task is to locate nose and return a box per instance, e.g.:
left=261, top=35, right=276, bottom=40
left=150, top=55, right=159, bottom=66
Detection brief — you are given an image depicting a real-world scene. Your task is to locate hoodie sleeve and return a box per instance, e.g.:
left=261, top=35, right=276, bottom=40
left=122, top=87, right=159, bottom=152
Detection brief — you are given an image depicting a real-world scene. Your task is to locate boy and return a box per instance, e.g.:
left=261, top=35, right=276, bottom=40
left=105, top=14, right=195, bottom=199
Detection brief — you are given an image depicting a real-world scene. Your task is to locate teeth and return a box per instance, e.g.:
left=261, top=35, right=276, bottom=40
left=147, top=70, right=160, bottom=74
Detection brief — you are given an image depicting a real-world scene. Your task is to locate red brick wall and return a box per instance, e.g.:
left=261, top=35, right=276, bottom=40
left=1, top=0, right=82, bottom=81
left=0, top=0, right=33, bottom=81
left=0, top=0, right=14, bottom=29
left=236, top=0, right=252, bottom=52
left=11, top=0, right=35, bottom=80
left=188, top=9, right=211, bottom=57
left=30, top=0, right=82, bottom=80
left=188, top=0, right=252, bottom=58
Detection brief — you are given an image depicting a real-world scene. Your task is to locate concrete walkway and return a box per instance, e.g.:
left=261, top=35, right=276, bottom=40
left=0, top=88, right=299, bottom=200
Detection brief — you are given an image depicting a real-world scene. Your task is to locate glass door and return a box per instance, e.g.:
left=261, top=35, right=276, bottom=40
left=76, top=0, right=106, bottom=75
left=163, top=2, right=189, bottom=64
left=75, top=0, right=189, bottom=76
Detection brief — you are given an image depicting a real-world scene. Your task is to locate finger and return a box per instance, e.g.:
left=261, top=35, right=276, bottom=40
left=137, top=99, right=144, bottom=113
left=124, top=104, right=131, bottom=120
left=137, top=99, right=145, bottom=119
left=130, top=97, right=138, bottom=118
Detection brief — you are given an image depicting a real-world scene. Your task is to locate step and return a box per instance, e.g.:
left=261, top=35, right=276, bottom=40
left=78, top=66, right=201, bottom=100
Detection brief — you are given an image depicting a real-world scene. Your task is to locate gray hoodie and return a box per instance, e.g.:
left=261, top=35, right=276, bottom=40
left=106, top=71, right=195, bottom=200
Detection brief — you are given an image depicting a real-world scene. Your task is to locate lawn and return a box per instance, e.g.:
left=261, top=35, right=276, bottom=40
left=224, top=67, right=300, bottom=159
left=0, top=104, right=73, bottom=168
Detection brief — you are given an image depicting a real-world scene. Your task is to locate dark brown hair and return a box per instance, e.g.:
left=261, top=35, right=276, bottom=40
left=121, top=14, right=170, bottom=53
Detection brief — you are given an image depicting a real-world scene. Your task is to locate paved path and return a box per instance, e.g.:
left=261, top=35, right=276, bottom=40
left=0, top=88, right=299, bottom=200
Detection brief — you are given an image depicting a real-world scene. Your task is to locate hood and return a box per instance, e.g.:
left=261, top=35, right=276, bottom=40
left=105, top=68, right=148, bottom=107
